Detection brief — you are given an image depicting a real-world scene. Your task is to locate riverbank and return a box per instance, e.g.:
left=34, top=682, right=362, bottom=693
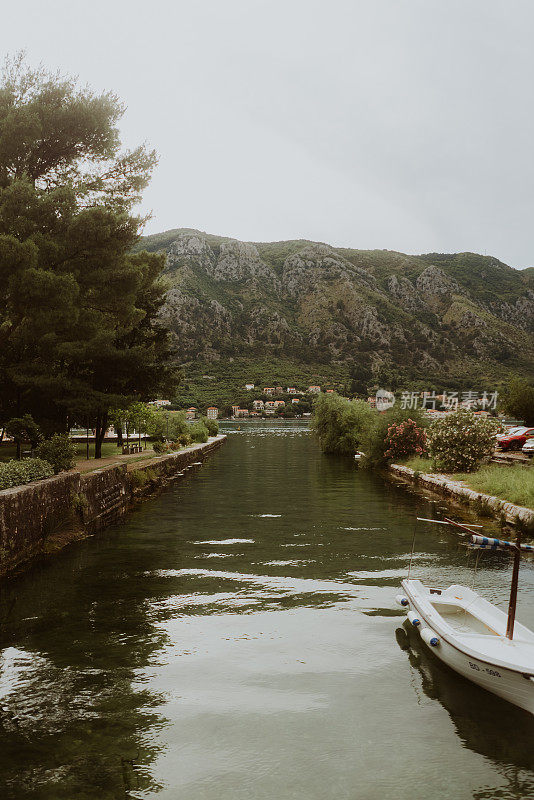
left=0, top=435, right=226, bottom=578
left=388, top=461, right=534, bottom=527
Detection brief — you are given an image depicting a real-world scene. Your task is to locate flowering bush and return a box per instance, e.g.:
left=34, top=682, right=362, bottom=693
left=427, top=409, right=501, bottom=473
left=383, top=419, right=427, bottom=461
left=0, top=458, right=54, bottom=490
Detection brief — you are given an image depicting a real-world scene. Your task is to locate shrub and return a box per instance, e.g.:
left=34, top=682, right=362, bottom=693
left=0, top=458, right=53, bottom=490
left=427, top=409, right=500, bottom=473
left=383, top=418, right=427, bottom=462
left=36, top=434, right=77, bottom=474
left=177, top=433, right=192, bottom=447
left=189, top=422, right=209, bottom=443
left=312, top=393, right=374, bottom=455
left=203, top=416, right=219, bottom=436
left=130, top=469, right=148, bottom=489
left=361, top=407, right=428, bottom=468
left=152, top=440, right=168, bottom=454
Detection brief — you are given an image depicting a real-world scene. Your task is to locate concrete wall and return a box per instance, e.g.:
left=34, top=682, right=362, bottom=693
left=0, top=435, right=226, bottom=577
left=389, top=462, right=534, bottom=526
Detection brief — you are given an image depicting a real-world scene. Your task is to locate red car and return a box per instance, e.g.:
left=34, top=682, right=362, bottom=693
left=497, top=426, right=534, bottom=451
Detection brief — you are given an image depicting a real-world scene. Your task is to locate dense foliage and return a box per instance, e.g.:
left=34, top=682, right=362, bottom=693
left=360, top=407, right=428, bottom=468
left=427, top=409, right=501, bottom=473
left=0, top=55, right=177, bottom=457
left=0, top=457, right=53, bottom=490
left=502, top=375, right=534, bottom=425
left=35, top=434, right=77, bottom=474
left=312, top=393, right=374, bottom=455
left=383, top=419, right=427, bottom=462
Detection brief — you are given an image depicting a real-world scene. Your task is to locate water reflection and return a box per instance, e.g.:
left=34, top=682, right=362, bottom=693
left=0, top=420, right=532, bottom=799
left=396, top=623, right=534, bottom=798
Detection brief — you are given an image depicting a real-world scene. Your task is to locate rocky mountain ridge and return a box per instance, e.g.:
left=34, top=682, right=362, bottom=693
left=137, top=228, right=534, bottom=383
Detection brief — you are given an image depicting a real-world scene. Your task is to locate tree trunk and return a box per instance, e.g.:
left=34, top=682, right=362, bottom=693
left=94, top=412, right=108, bottom=459
left=116, top=426, right=123, bottom=447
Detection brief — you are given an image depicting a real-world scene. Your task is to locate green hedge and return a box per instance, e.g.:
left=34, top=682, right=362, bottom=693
left=0, top=458, right=54, bottom=490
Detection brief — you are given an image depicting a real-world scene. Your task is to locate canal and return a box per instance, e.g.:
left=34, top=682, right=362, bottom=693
left=1, top=421, right=533, bottom=799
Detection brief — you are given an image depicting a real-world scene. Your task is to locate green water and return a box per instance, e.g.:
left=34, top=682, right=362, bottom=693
left=1, top=421, right=533, bottom=800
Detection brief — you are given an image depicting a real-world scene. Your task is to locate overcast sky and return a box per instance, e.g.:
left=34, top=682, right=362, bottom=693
left=1, top=1, right=533, bottom=268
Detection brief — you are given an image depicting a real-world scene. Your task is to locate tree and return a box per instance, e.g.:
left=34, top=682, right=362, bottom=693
left=312, top=393, right=374, bottom=455
left=502, top=376, right=534, bottom=426
left=0, top=55, right=178, bottom=456
left=5, top=414, right=42, bottom=458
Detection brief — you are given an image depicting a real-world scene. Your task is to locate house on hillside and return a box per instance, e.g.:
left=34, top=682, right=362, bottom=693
left=263, top=387, right=275, bottom=395
left=326, top=389, right=334, bottom=394
left=206, top=407, right=219, bottom=419
left=253, top=399, right=265, bottom=410
left=149, top=399, right=171, bottom=408
left=275, top=386, right=283, bottom=394
left=291, top=398, right=300, bottom=404
left=231, top=405, right=240, bottom=417
left=308, top=385, right=321, bottom=393
left=287, top=387, right=296, bottom=394
left=186, top=407, right=198, bottom=419
left=264, top=401, right=276, bottom=412
left=274, top=400, right=285, bottom=408
left=245, top=383, right=255, bottom=390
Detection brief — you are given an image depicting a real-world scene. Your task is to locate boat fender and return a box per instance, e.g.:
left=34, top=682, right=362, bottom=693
left=420, top=627, right=440, bottom=647
left=407, top=611, right=421, bottom=627
left=395, top=594, right=409, bottom=608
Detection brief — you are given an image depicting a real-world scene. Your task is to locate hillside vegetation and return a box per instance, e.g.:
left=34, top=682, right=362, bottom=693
left=136, top=228, right=534, bottom=395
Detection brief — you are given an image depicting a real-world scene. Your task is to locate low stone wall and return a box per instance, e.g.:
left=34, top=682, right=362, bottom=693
left=0, top=435, right=226, bottom=577
left=389, top=463, right=534, bottom=526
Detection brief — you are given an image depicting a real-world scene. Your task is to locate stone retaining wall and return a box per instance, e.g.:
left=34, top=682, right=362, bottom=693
left=0, top=435, right=226, bottom=577
left=389, top=463, right=534, bottom=526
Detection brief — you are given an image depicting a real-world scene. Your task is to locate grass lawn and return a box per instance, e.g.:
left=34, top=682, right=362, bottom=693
left=454, top=466, right=534, bottom=509
left=399, top=457, right=534, bottom=509
left=398, top=456, right=434, bottom=473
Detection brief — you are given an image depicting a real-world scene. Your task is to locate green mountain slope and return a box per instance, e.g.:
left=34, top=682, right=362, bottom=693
left=137, top=228, right=534, bottom=391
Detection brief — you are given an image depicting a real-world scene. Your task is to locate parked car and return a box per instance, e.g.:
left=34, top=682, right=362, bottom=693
left=497, top=426, right=534, bottom=451
left=522, top=438, right=534, bottom=458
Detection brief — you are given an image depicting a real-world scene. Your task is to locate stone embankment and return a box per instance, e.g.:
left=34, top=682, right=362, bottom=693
left=0, top=435, right=226, bottom=578
left=389, top=463, right=534, bottom=526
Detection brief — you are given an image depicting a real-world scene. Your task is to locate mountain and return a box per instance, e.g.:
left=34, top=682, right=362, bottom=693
left=135, top=228, right=534, bottom=394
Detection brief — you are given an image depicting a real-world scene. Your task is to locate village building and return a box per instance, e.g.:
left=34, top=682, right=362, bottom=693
left=275, top=386, right=283, bottom=394
left=185, top=407, right=198, bottom=419
left=206, top=407, right=219, bottom=419
left=287, top=387, right=297, bottom=394
left=326, top=389, right=334, bottom=394
left=291, top=398, right=300, bottom=404
left=231, top=404, right=240, bottom=417
left=308, top=385, right=321, bottom=393
left=245, top=383, right=255, bottom=390
left=149, top=399, right=171, bottom=408
left=367, top=396, right=377, bottom=408
left=263, top=387, right=275, bottom=395
left=274, top=400, right=285, bottom=408
left=253, top=399, right=265, bottom=410
left=264, top=400, right=276, bottom=410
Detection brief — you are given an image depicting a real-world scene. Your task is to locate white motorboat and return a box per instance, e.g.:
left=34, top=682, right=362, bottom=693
left=397, top=519, right=534, bottom=715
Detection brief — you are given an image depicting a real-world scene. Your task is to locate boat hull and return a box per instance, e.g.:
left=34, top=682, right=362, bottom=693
left=401, top=582, right=534, bottom=715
